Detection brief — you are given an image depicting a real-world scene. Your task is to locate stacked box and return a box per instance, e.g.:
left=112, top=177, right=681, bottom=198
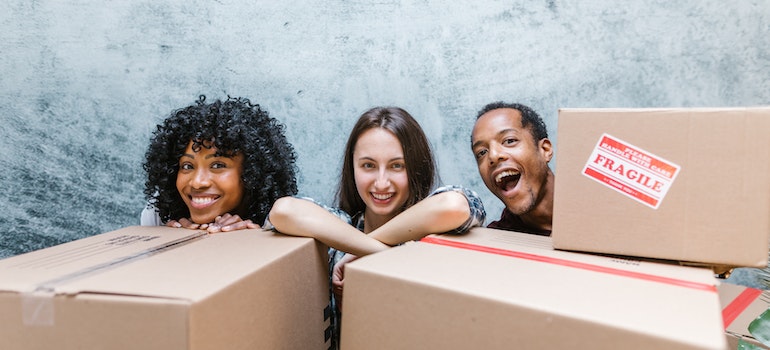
left=552, top=107, right=770, bottom=268
left=0, top=226, right=330, bottom=350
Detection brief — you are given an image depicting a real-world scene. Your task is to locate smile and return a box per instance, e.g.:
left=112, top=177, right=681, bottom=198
left=372, top=193, right=394, bottom=200
left=190, top=196, right=219, bottom=207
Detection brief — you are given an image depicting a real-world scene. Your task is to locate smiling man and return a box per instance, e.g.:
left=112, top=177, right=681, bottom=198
left=471, top=102, right=554, bottom=236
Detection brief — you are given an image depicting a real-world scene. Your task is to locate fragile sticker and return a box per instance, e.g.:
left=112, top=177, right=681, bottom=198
left=582, top=134, right=680, bottom=209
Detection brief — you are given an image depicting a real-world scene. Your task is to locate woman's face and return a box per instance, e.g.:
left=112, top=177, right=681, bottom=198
left=176, top=141, right=245, bottom=224
left=353, top=128, right=410, bottom=225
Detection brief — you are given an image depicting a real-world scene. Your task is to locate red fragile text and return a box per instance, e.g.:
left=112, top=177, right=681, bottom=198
left=592, top=154, right=663, bottom=192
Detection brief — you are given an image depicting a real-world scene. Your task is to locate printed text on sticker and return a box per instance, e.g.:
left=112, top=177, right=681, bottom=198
left=582, top=134, right=680, bottom=209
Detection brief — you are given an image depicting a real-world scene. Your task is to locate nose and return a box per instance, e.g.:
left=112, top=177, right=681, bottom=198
left=487, top=142, right=507, bottom=166
left=190, top=168, right=211, bottom=189
left=374, top=169, right=391, bottom=189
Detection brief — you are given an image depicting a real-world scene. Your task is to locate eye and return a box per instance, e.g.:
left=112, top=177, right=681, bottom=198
left=180, top=162, right=194, bottom=171
left=211, top=162, right=227, bottom=169
left=362, top=162, right=376, bottom=169
left=503, top=138, right=518, bottom=146
left=474, top=149, right=488, bottom=159
left=391, top=162, right=405, bottom=170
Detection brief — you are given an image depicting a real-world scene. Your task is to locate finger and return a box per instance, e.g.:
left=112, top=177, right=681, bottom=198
left=219, top=214, right=242, bottom=226
left=166, top=220, right=182, bottom=228
left=178, top=218, right=200, bottom=229
left=220, top=221, right=247, bottom=232
left=222, top=219, right=259, bottom=232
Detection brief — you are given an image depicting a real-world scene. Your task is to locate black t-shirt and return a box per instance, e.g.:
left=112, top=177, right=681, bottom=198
left=487, top=208, right=551, bottom=236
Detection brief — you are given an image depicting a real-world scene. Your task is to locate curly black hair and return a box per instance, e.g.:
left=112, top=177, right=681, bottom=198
left=143, top=95, right=298, bottom=224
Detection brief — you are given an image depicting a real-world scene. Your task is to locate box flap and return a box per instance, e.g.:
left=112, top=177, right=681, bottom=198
left=0, top=226, right=204, bottom=294
left=426, top=228, right=718, bottom=286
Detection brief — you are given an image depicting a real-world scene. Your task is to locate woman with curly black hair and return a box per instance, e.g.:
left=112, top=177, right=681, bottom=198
left=141, top=95, right=298, bottom=232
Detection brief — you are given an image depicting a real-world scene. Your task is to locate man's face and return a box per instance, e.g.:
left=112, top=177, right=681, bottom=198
left=471, top=108, right=553, bottom=215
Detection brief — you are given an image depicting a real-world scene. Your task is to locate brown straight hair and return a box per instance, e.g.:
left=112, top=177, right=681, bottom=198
left=336, top=107, right=437, bottom=216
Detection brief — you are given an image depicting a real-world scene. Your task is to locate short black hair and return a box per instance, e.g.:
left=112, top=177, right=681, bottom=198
left=143, top=95, right=298, bottom=224
left=476, top=102, right=548, bottom=141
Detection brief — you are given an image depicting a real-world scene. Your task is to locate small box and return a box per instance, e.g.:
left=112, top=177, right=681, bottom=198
left=340, top=227, right=726, bottom=350
left=718, top=282, right=770, bottom=349
left=552, top=107, right=770, bottom=268
left=0, top=226, right=330, bottom=350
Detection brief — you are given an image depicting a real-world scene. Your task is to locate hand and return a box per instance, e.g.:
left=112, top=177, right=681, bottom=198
left=332, top=253, right=358, bottom=311
left=166, top=217, right=206, bottom=230
left=206, top=213, right=260, bottom=233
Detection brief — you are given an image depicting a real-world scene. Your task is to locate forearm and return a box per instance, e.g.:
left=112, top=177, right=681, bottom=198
left=368, top=191, right=471, bottom=245
left=268, top=197, right=390, bottom=256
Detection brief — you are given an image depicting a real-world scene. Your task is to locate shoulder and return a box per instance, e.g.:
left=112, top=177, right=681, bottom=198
left=431, top=185, right=485, bottom=213
left=140, top=205, right=163, bottom=226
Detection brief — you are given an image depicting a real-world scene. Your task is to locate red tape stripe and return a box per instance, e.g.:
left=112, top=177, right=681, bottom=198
left=722, top=287, right=763, bottom=329
left=420, top=236, right=717, bottom=292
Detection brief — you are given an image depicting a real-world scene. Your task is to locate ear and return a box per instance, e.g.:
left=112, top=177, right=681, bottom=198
left=539, top=138, right=553, bottom=162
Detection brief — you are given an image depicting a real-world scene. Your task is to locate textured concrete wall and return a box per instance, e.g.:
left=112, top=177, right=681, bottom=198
left=1, top=1, right=768, bottom=284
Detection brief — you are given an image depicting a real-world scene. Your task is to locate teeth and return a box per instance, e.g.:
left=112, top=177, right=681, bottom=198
left=495, top=170, right=520, bottom=183
left=372, top=193, right=394, bottom=200
left=192, top=197, right=216, bottom=204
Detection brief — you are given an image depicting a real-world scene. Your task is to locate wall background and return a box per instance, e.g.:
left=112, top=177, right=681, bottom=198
left=1, top=1, right=767, bottom=286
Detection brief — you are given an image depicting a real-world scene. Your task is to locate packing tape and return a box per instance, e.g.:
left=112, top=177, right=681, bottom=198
left=22, top=290, right=55, bottom=326
left=421, top=236, right=717, bottom=292
left=723, top=287, right=763, bottom=329
left=20, top=231, right=208, bottom=327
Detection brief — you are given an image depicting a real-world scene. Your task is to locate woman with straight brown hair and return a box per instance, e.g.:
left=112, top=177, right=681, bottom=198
left=267, top=106, right=485, bottom=349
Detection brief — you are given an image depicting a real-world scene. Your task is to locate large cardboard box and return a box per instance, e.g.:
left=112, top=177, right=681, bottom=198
left=340, top=227, right=726, bottom=350
left=0, top=226, right=330, bottom=350
left=552, top=107, right=770, bottom=268
left=718, top=282, right=770, bottom=349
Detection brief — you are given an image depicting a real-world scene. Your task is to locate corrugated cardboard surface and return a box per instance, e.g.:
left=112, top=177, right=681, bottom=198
left=718, top=282, right=770, bottom=349
left=552, top=107, right=770, bottom=267
left=340, top=228, right=726, bottom=350
left=0, top=226, right=330, bottom=350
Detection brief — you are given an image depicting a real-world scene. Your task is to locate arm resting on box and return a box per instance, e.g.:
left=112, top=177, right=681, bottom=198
left=268, top=197, right=391, bottom=256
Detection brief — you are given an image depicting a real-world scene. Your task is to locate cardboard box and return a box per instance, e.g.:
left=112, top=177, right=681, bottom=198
left=0, top=226, right=330, bottom=350
left=340, top=227, right=726, bottom=350
left=552, top=107, right=770, bottom=268
left=718, top=282, right=770, bottom=349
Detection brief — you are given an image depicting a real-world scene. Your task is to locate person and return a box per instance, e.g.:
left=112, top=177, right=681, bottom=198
left=471, top=101, right=554, bottom=236
left=141, top=95, right=298, bottom=232
left=267, top=106, right=485, bottom=349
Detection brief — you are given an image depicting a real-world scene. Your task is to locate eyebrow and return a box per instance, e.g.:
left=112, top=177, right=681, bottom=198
left=357, top=156, right=404, bottom=162
left=180, top=153, right=229, bottom=160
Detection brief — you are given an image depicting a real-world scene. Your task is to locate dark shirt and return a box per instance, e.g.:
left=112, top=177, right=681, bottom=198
left=487, top=208, right=551, bottom=236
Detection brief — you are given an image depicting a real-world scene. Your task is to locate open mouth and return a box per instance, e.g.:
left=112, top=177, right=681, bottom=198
left=495, top=170, right=520, bottom=192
